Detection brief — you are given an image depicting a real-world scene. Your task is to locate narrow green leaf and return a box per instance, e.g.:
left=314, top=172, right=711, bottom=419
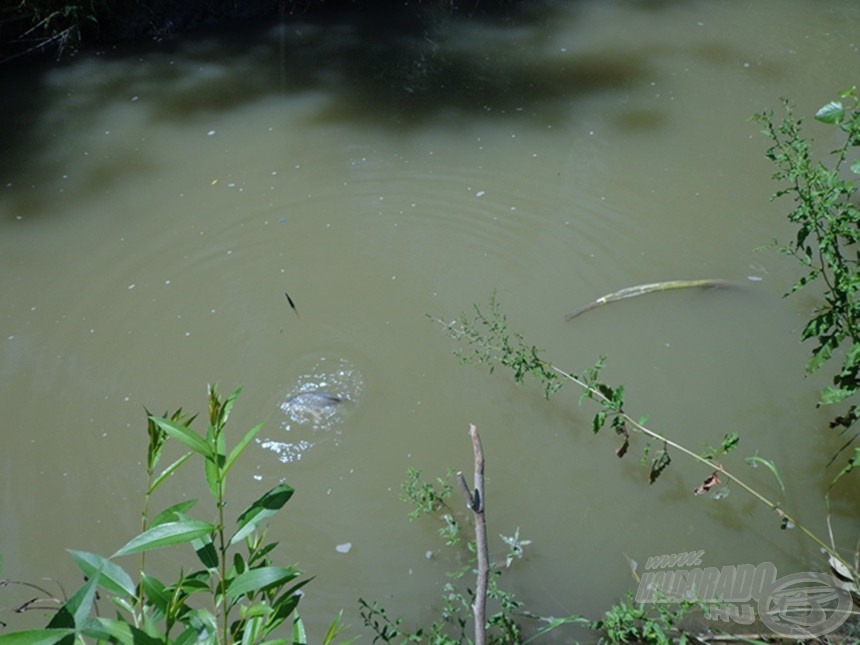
left=180, top=607, right=218, bottom=640
left=226, top=566, right=300, bottom=603
left=149, top=417, right=211, bottom=458
left=170, top=627, right=204, bottom=645
left=270, top=579, right=312, bottom=624
left=140, top=574, right=169, bottom=616
left=192, top=533, right=219, bottom=570
left=173, top=628, right=202, bottom=645
left=69, top=550, right=136, bottom=598
left=321, top=610, right=346, bottom=645
left=292, top=613, right=308, bottom=645
left=149, top=499, right=198, bottom=528
left=230, top=484, right=294, bottom=545
left=112, top=520, right=215, bottom=557
left=829, top=447, right=860, bottom=490
left=814, top=101, right=844, bottom=124
left=224, top=421, right=265, bottom=477
left=0, top=630, right=76, bottom=645
left=851, top=159, right=860, bottom=174
left=241, top=615, right=265, bottom=645
left=204, top=445, right=224, bottom=500
left=745, top=455, right=785, bottom=494
left=47, top=573, right=99, bottom=630
left=150, top=451, right=193, bottom=493
left=80, top=617, right=144, bottom=645
left=210, top=385, right=242, bottom=428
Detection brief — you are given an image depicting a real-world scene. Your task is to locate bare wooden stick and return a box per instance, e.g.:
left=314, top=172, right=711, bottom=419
left=457, top=424, right=488, bottom=645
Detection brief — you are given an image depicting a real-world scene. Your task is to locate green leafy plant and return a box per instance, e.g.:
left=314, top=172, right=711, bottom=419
left=429, top=294, right=858, bottom=582
left=361, top=448, right=588, bottom=644
left=591, top=593, right=695, bottom=644
left=0, top=0, right=102, bottom=62
left=0, top=385, right=349, bottom=645
left=755, top=89, right=860, bottom=446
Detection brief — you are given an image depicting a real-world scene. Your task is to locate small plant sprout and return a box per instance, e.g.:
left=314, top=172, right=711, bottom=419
left=499, top=528, right=531, bottom=568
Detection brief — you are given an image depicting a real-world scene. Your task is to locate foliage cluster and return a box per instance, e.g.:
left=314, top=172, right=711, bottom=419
left=0, top=386, right=348, bottom=645
left=755, top=89, right=860, bottom=469
left=0, top=0, right=285, bottom=61
left=360, top=468, right=589, bottom=644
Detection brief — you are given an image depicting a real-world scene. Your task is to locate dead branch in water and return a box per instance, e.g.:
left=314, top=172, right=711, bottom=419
left=457, top=424, right=488, bottom=645
left=565, top=279, right=734, bottom=321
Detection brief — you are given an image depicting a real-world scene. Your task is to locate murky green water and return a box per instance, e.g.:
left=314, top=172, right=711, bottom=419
left=2, top=0, right=858, bottom=640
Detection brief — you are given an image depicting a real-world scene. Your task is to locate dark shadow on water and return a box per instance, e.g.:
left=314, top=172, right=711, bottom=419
left=0, top=0, right=769, bottom=218
left=129, top=1, right=648, bottom=126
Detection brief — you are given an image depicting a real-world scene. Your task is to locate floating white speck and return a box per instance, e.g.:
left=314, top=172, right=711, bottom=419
left=128, top=284, right=135, bottom=290
left=336, top=542, right=352, bottom=554
left=747, top=276, right=763, bottom=282
left=476, top=190, right=486, bottom=197
left=207, top=130, right=216, bottom=136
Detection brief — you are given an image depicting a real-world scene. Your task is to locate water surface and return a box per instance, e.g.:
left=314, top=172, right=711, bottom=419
left=1, top=0, right=859, bottom=640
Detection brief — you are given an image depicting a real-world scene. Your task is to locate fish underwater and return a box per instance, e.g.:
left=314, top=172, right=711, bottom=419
left=281, top=391, right=345, bottom=423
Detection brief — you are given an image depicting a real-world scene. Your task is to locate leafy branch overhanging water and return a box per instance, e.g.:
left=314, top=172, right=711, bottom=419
left=428, top=292, right=858, bottom=584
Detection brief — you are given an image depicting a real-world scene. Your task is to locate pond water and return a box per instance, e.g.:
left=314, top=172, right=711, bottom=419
left=1, top=0, right=859, bottom=640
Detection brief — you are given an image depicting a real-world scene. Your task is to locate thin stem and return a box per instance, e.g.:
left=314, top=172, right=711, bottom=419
left=547, top=363, right=847, bottom=569
left=435, top=312, right=857, bottom=578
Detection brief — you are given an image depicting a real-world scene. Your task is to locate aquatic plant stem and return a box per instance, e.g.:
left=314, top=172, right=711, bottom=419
left=546, top=362, right=846, bottom=569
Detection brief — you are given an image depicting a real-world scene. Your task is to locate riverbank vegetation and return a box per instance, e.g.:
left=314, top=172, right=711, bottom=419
left=0, top=0, right=283, bottom=61
left=0, top=0, right=480, bottom=62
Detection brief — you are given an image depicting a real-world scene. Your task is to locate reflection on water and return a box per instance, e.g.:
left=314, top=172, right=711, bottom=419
left=259, top=356, right=362, bottom=463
